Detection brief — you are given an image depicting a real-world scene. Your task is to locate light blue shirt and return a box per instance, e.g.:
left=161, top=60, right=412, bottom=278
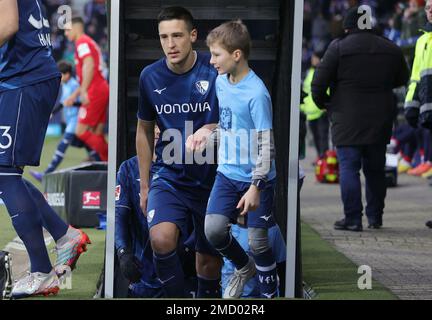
left=61, top=77, right=80, bottom=134
left=216, top=70, right=276, bottom=182
left=221, top=224, right=286, bottom=298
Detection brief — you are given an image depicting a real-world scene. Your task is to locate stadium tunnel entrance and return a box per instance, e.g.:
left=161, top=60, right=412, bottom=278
left=106, top=0, right=303, bottom=298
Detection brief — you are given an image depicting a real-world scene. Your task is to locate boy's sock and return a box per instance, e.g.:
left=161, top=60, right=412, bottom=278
left=197, top=274, right=221, bottom=298
left=216, top=233, right=250, bottom=270
left=45, top=133, right=74, bottom=174
left=252, top=248, right=278, bottom=298
left=0, top=170, right=52, bottom=273
left=153, top=250, right=185, bottom=297
left=23, top=179, right=68, bottom=241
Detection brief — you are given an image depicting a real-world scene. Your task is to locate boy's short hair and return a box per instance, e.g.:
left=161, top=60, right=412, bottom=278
left=57, top=60, right=73, bottom=75
left=206, top=20, right=251, bottom=59
left=157, top=6, right=195, bottom=31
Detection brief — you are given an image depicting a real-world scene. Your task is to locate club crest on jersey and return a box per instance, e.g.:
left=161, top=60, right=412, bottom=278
left=195, top=80, right=209, bottom=95
left=220, top=107, right=232, bottom=130
left=147, top=209, right=155, bottom=223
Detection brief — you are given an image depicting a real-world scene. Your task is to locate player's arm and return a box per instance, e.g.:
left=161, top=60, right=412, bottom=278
left=136, top=119, right=155, bottom=215
left=79, top=56, right=95, bottom=104
left=186, top=123, right=218, bottom=152
left=115, top=165, right=142, bottom=283
left=64, top=88, right=81, bottom=107
left=0, top=0, right=18, bottom=47
left=115, top=167, right=132, bottom=251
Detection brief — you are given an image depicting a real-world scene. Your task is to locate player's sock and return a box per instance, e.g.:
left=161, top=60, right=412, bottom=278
left=197, top=274, right=221, bottom=298
left=0, top=169, right=52, bottom=273
left=78, top=131, right=108, bottom=161
left=23, top=179, right=68, bottom=241
left=86, top=146, right=101, bottom=161
left=45, top=133, right=74, bottom=174
left=153, top=250, right=185, bottom=297
left=251, top=249, right=278, bottom=298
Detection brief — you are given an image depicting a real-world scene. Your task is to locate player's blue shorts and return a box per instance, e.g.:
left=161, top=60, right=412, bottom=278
left=146, top=177, right=219, bottom=256
left=206, top=172, right=276, bottom=229
left=0, top=77, right=60, bottom=167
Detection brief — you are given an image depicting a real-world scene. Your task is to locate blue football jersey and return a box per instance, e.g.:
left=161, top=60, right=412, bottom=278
left=115, top=156, right=160, bottom=289
left=0, top=0, right=60, bottom=92
left=137, top=52, right=219, bottom=191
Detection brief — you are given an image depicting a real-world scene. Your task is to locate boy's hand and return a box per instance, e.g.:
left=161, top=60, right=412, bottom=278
left=237, top=185, right=261, bottom=215
left=186, top=127, right=213, bottom=152
left=63, top=96, right=75, bottom=107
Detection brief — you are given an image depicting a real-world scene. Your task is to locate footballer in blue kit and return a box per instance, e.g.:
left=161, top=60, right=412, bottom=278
left=0, top=0, right=90, bottom=299
left=135, top=7, right=222, bottom=298
left=115, top=156, right=163, bottom=298
left=115, top=156, right=198, bottom=298
left=202, top=20, right=279, bottom=299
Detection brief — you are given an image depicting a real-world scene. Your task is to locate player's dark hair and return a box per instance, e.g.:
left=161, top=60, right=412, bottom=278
left=71, top=16, right=85, bottom=26
left=157, top=6, right=195, bottom=31
left=57, top=60, right=73, bottom=75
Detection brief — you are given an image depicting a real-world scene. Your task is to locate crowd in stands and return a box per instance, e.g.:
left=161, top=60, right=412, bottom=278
left=302, top=0, right=426, bottom=74
left=45, top=0, right=108, bottom=64
left=301, top=0, right=432, bottom=181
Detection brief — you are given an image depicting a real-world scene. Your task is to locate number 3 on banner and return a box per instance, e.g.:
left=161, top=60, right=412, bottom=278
left=0, top=126, right=12, bottom=152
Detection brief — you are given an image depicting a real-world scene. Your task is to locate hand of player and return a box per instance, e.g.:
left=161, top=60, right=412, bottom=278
left=236, top=185, right=261, bottom=216
left=140, top=185, right=149, bottom=216
left=80, top=90, right=90, bottom=105
left=63, top=96, right=75, bottom=107
left=185, top=127, right=213, bottom=152
left=118, top=249, right=142, bottom=283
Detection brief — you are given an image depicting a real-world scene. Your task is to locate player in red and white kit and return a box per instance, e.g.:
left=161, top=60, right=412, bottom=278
left=64, top=17, right=108, bottom=161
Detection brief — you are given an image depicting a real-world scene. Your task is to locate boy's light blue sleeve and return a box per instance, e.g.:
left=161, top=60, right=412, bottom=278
left=249, top=89, right=273, bottom=131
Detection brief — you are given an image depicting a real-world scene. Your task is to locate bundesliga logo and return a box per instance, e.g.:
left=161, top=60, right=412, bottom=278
left=82, top=191, right=101, bottom=209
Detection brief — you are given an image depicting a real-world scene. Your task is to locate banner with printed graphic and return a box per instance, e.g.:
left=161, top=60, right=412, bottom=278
left=44, top=163, right=107, bottom=227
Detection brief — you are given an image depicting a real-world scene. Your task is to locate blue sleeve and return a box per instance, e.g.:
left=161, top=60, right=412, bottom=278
left=137, top=70, right=156, bottom=121
left=269, top=225, right=286, bottom=263
left=208, top=78, right=220, bottom=124
left=249, top=89, right=273, bottom=131
left=115, top=164, right=132, bottom=251
left=209, top=93, right=219, bottom=124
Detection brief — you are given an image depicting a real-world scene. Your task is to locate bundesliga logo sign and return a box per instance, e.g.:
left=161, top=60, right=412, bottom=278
left=82, top=191, right=101, bottom=209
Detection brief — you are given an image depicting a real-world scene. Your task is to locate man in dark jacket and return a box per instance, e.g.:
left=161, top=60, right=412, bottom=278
left=311, top=6, right=410, bottom=231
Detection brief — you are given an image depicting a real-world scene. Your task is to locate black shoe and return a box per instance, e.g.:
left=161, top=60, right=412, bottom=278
left=368, top=223, right=382, bottom=229
left=426, top=221, right=432, bottom=228
left=334, top=219, right=363, bottom=232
